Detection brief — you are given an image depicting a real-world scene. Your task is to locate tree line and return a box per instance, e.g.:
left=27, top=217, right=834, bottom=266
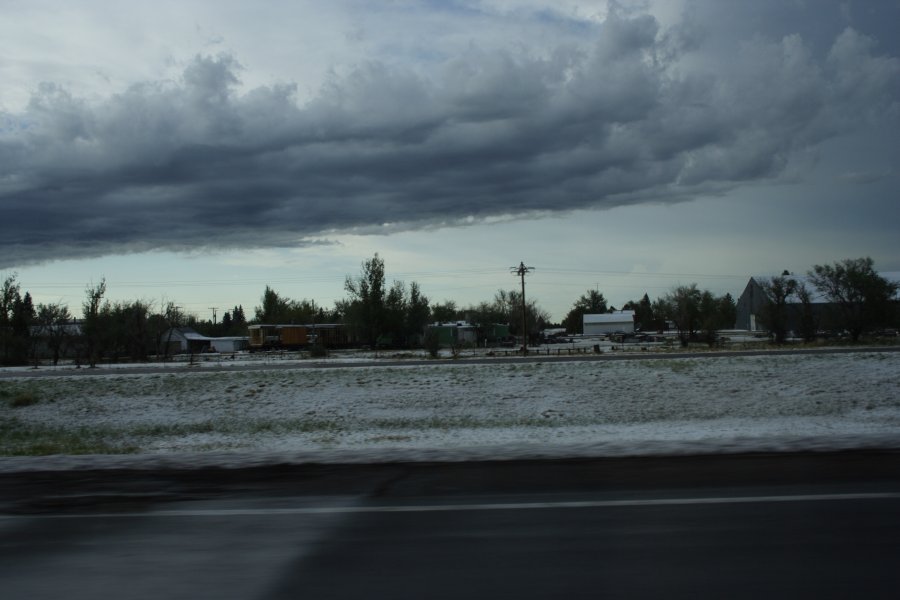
left=755, top=257, right=898, bottom=343
left=558, top=256, right=897, bottom=347
left=0, top=253, right=551, bottom=364
left=1, top=255, right=896, bottom=365
left=0, top=275, right=249, bottom=366
left=561, top=286, right=737, bottom=348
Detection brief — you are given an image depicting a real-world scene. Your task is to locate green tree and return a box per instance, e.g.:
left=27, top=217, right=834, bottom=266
left=463, top=300, right=508, bottom=344
left=255, top=286, right=293, bottom=323
left=405, top=282, right=431, bottom=347
left=698, top=291, right=735, bottom=346
left=808, top=257, right=899, bottom=341
left=636, top=293, right=656, bottom=331
left=254, top=287, right=331, bottom=327
left=623, top=293, right=658, bottom=331
left=220, top=310, right=233, bottom=334
left=1, top=275, right=19, bottom=364
left=562, top=290, right=609, bottom=334
left=232, top=305, right=246, bottom=326
left=81, top=279, right=106, bottom=367
left=219, top=305, right=247, bottom=335
left=12, top=292, right=34, bottom=364
left=341, top=254, right=429, bottom=349
left=659, top=284, right=702, bottom=347
left=698, top=291, right=720, bottom=346
left=794, top=283, right=818, bottom=342
left=102, top=300, right=152, bottom=361
left=35, top=302, right=72, bottom=365
left=157, top=301, right=183, bottom=360
left=490, top=289, right=550, bottom=344
left=381, top=280, right=407, bottom=347
left=718, top=293, right=737, bottom=331
left=431, top=301, right=458, bottom=323
left=758, top=272, right=797, bottom=344
left=343, top=253, right=387, bottom=348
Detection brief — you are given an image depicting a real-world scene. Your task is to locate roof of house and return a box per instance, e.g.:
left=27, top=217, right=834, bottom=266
left=164, top=327, right=212, bottom=342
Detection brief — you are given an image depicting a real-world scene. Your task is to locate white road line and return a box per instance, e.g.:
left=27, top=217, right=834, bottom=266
left=2, top=492, right=899, bottom=520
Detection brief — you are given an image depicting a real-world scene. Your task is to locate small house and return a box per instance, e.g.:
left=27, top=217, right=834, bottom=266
left=161, top=327, right=212, bottom=354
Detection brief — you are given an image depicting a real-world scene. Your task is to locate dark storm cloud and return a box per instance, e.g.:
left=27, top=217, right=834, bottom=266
left=1, top=7, right=898, bottom=266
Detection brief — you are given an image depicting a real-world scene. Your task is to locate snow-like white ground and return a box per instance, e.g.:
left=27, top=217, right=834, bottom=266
left=1, top=351, right=899, bottom=471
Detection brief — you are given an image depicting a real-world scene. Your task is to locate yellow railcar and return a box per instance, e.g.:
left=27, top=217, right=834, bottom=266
left=248, top=324, right=352, bottom=350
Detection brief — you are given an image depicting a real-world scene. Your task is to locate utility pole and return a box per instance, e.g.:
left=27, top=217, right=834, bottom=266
left=209, top=307, right=218, bottom=325
left=510, top=262, right=534, bottom=355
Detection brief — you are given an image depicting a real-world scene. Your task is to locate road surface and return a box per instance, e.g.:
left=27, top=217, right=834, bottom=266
left=1, top=451, right=899, bottom=599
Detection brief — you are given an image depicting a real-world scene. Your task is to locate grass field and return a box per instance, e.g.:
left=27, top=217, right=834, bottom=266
left=1, top=352, right=898, bottom=458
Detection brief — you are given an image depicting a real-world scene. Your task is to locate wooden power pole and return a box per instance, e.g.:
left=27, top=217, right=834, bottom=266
left=510, top=262, right=534, bottom=355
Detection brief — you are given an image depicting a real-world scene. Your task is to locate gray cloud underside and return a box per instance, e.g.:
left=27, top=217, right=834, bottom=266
left=1, top=11, right=898, bottom=267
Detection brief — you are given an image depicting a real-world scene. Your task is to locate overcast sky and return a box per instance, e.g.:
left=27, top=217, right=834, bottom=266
left=2, top=0, right=898, bottom=322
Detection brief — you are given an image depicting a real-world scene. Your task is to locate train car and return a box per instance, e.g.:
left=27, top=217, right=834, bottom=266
left=247, top=324, right=353, bottom=350
left=247, top=325, right=278, bottom=349
left=278, top=325, right=310, bottom=347
left=308, top=324, right=353, bottom=348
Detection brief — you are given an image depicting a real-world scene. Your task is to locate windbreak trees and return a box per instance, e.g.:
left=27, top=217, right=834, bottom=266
left=808, top=257, right=899, bottom=341
left=659, top=285, right=702, bottom=347
left=562, top=290, right=609, bottom=334
left=758, top=271, right=798, bottom=344
left=430, top=301, right=459, bottom=323
left=658, top=285, right=734, bottom=347
left=343, top=254, right=387, bottom=348
left=254, top=288, right=331, bottom=325
left=342, top=254, right=430, bottom=348
left=35, top=302, right=71, bottom=365
left=81, top=279, right=106, bottom=367
left=0, top=275, right=34, bottom=365
left=491, top=289, right=550, bottom=344
left=699, top=291, right=736, bottom=346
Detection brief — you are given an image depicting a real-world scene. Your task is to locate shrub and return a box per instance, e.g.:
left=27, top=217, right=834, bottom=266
left=10, top=390, right=39, bottom=408
left=424, top=330, right=441, bottom=358
left=308, top=343, right=328, bottom=358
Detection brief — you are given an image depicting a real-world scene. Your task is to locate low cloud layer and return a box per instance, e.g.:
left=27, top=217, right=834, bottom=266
left=2, top=4, right=898, bottom=267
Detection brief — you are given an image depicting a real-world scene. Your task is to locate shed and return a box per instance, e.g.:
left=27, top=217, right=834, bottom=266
left=583, top=311, right=636, bottom=335
left=427, top=321, right=477, bottom=346
left=161, top=327, right=212, bottom=354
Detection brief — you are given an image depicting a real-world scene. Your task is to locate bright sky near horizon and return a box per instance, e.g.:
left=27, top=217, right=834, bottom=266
left=2, top=0, right=898, bottom=322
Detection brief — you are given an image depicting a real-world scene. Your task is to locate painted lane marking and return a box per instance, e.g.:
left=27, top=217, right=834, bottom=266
left=2, top=492, right=899, bottom=520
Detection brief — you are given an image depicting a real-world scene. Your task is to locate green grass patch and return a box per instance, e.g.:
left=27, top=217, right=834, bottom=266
left=641, top=359, right=696, bottom=374
left=0, top=418, right=137, bottom=456
left=0, top=382, right=42, bottom=408
left=127, top=418, right=345, bottom=438
left=130, top=422, right=219, bottom=437
left=367, top=415, right=573, bottom=430
left=9, top=389, right=39, bottom=408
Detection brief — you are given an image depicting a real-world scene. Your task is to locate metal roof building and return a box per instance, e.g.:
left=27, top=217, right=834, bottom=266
left=583, top=311, right=636, bottom=335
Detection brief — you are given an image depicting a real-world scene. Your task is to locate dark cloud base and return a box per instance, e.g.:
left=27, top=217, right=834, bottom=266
left=1, top=7, right=898, bottom=267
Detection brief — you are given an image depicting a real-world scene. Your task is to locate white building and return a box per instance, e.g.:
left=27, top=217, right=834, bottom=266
left=162, top=328, right=248, bottom=354
left=583, top=311, right=636, bottom=335
left=210, top=337, right=249, bottom=352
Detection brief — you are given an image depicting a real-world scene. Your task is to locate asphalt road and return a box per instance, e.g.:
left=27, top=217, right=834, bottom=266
left=1, top=452, right=899, bottom=599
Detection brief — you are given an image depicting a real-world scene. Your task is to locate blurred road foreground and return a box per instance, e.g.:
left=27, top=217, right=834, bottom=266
left=1, top=451, right=899, bottom=599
